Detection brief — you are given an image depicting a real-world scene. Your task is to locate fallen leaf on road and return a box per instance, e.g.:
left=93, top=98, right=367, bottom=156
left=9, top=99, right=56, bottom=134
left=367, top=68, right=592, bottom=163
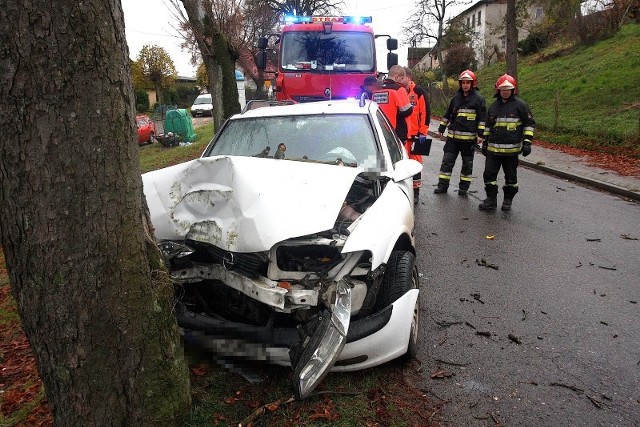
left=430, top=369, right=454, bottom=379
left=620, top=234, right=638, bottom=240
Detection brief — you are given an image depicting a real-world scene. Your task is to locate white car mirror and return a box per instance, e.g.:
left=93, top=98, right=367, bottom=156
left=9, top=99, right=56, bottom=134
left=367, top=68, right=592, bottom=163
left=392, top=159, right=423, bottom=182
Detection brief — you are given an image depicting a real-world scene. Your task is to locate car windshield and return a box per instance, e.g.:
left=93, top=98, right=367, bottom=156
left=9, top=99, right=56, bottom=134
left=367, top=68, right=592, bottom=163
left=205, top=114, right=378, bottom=167
left=193, top=96, right=211, bottom=105
left=280, top=31, right=375, bottom=72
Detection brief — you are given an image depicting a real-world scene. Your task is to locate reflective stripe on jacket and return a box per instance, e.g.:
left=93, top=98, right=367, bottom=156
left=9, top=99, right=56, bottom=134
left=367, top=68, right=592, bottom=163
left=483, top=95, right=535, bottom=156
left=438, top=89, right=486, bottom=143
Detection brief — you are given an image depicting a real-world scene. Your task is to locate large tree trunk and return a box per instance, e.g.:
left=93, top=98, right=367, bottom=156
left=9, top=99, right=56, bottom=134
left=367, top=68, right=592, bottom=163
left=0, top=1, right=191, bottom=425
left=506, top=0, right=518, bottom=79
left=182, top=0, right=241, bottom=129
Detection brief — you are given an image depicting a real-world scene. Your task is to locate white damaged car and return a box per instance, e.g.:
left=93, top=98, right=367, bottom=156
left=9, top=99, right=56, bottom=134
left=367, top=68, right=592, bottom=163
left=142, top=99, right=423, bottom=399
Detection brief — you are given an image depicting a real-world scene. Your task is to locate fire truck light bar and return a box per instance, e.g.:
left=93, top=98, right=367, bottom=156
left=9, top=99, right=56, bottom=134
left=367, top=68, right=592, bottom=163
left=283, top=15, right=372, bottom=24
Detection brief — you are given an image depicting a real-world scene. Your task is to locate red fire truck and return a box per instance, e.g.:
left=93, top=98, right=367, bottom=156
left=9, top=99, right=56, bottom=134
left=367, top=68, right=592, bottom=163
left=257, top=16, right=398, bottom=103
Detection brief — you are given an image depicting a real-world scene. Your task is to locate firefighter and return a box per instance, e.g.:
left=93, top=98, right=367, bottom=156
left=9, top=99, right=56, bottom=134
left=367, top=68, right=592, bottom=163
left=479, top=74, right=535, bottom=211
left=435, top=70, right=487, bottom=196
left=373, top=65, right=413, bottom=141
left=403, top=67, right=430, bottom=205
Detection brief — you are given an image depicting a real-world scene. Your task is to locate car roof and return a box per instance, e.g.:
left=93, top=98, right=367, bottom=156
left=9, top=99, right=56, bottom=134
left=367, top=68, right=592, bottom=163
left=233, top=99, right=375, bottom=120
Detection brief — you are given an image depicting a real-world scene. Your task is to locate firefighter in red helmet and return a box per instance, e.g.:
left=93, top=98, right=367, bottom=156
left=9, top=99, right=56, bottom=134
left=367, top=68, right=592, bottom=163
left=435, top=69, right=487, bottom=196
left=479, top=74, right=536, bottom=211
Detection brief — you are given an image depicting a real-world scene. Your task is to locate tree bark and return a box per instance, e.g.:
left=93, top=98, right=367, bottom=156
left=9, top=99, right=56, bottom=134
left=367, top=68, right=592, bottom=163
left=506, top=0, right=518, bottom=79
left=182, top=0, right=241, bottom=129
left=0, top=1, right=191, bottom=425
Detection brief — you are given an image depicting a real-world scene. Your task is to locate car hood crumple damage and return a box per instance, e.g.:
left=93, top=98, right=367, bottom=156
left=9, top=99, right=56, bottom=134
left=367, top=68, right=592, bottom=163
left=142, top=156, right=364, bottom=252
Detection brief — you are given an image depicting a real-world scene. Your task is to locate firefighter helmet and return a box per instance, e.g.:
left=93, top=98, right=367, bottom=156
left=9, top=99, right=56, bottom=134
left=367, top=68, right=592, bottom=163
left=458, top=70, right=477, bottom=88
left=496, top=74, right=517, bottom=92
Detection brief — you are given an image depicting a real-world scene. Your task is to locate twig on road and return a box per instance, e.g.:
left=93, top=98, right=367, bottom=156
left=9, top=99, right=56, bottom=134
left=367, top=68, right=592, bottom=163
left=550, top=382, right=584, bottom=394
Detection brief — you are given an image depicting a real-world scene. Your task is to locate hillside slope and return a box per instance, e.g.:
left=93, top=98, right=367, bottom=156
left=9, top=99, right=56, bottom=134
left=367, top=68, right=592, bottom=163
left=475, top=23, right=640, bottom=152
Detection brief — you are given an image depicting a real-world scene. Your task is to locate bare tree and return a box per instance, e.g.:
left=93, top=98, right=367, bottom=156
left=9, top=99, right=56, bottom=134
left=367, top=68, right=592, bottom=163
left=403, top=0, right=471, bottom=90
left=170, top=0, right=242, bottom=129
left=0, top=0, right=191, bottom=425
left=260, top=0, right=344, bottom=16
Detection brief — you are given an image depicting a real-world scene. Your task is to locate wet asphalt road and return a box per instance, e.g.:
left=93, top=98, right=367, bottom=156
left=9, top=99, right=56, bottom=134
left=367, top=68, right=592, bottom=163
left=412, top=151, right=640, bottom=426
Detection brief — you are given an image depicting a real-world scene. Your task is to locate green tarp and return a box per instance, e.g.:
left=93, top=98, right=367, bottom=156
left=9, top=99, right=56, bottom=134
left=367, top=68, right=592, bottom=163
left=164, top=109, right=196, bottom=142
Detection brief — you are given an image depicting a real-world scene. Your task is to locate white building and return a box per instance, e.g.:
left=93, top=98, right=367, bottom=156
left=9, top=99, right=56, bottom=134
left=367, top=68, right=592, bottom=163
left=451, top=0, right=545, bottom=68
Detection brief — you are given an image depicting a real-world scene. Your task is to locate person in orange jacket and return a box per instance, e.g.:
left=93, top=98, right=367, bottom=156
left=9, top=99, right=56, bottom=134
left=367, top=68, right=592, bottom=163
left=403, top=67, right=430, bottom=204
left=372, top=65, right=413, bottom=141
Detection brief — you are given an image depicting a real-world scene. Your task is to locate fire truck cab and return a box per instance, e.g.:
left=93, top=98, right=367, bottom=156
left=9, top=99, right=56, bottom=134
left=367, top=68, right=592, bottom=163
left=257, top=16, right=398, bottom=103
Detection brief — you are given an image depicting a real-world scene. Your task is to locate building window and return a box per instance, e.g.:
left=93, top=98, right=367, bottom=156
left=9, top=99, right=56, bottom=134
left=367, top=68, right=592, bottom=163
left=535, top=7, right=543, bottom=19
left=467, top=17, right=471, bottom=27
left=477, top=11, right=481, bottom=26
left=472, top=13, right=475, bottom=27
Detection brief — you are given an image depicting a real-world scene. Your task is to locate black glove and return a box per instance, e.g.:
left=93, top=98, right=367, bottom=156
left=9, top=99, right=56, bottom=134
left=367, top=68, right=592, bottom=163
left=481, top=141, right=488, bottom=156
left=522, top=142, right=531, bottom=157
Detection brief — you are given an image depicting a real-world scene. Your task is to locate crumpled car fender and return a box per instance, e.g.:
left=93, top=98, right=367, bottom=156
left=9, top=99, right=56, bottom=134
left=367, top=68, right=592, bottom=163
left=342, top=182, right=414, bottom=270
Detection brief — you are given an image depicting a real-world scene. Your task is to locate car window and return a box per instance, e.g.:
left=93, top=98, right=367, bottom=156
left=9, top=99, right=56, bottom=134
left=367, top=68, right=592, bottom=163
left=137, top=117, right=148, bottom=127
left=376, top=110, right=404, bottom=164
left=193, top=95, right=212, bottom=105
left=205, top=114, right=378, bottom=167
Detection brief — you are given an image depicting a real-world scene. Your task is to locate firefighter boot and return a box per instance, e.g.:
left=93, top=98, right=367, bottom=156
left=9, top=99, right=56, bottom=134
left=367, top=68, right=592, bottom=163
left=502, top=185, right=519, bottom=211
left=434, top=185, right=448, bottom=194
left=478, top=185, right=498, bottom=211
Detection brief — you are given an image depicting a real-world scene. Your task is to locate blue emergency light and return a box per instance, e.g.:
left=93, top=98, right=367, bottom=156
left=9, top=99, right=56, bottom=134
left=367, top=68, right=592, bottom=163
left=283, top=15, right=313, bottom=24
left=343, top=16, right=372, bottom=24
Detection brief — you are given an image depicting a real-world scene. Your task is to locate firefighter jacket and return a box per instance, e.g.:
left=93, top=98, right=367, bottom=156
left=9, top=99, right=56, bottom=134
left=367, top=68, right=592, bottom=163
left=438, top=89, right=486, bottom=143
left=483, top=94, right=535, bottom=156
left=373, top=79, right=413, bottom=141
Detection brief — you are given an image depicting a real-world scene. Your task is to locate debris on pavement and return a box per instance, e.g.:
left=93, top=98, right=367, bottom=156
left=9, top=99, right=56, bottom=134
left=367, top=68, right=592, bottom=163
left=586, top=238, right=602, bottom=242
left=431, top=369, right=455, bottom=379
left=508, top=333, right=522, bottom=344
left=550, top=382, right=584, bottom=394
left=476, top=258, right=499, bottom=270
left=620, top=234, right=638, bottom=240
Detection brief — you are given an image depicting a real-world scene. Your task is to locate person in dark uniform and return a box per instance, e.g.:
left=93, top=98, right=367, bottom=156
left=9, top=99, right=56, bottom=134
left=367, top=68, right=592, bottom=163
left=435, top=70, right=486, bottom=196
left=479, top=74, right=535, bottom=211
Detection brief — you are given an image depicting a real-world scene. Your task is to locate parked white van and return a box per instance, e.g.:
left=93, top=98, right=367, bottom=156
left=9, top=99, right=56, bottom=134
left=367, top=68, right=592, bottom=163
left=191, top=93, right=213, bottom=117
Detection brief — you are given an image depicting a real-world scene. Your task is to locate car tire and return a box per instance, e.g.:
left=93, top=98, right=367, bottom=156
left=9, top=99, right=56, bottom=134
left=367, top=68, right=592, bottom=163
left=148, top=133, right=155, bottom=145
left=375, top=250, right=419, bottom=359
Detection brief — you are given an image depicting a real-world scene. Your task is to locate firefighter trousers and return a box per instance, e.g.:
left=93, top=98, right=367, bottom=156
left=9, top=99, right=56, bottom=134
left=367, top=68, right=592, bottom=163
left=437, top=139, right=475, bottom=191
left=482, top=154, right=519, bottom=192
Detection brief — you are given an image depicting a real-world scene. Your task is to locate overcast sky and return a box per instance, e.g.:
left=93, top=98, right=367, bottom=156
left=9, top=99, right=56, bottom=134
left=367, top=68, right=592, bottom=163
left=121, top=0, right=465, bottom=77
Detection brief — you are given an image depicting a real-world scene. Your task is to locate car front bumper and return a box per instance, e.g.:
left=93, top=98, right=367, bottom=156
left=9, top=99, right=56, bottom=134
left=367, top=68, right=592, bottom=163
left=177, top=289, right=418, bottom=372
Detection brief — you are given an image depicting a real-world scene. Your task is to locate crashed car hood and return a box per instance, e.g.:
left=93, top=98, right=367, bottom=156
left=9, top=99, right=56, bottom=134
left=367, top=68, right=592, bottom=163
left=142, top=156, right=364, bottom=252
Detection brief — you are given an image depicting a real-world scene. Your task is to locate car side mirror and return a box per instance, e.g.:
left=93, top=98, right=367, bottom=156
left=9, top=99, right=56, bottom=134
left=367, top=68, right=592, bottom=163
left=387, top=38, right=398, bottom=51
left=392, top=159, right=422, bottom=182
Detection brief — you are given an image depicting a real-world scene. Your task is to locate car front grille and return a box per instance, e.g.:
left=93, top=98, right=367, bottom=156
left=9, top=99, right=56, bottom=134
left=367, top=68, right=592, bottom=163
left=206, top=246, right=267, bottom=279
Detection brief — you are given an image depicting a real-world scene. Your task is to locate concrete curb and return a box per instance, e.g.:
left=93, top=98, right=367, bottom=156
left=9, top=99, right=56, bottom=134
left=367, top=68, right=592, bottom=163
left=426, top=130, right=640, bottom=202
left=519, top=159, right=640, bottom=202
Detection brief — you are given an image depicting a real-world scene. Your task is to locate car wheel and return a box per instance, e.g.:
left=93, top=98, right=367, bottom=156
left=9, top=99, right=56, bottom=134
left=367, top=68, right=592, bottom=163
left=148, top=133, right=155, bottom=145
left=375, top=250, right=419, bottom=359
